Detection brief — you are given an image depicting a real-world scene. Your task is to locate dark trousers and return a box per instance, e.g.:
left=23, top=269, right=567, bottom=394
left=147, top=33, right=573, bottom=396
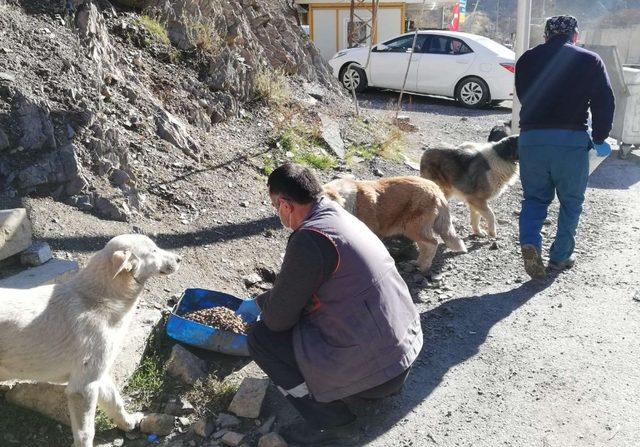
left=248, top=321, right=410, bottom=429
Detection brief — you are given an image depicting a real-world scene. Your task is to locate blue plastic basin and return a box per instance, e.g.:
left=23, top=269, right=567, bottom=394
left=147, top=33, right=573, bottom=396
left=166, top=288, right=258, bottom=356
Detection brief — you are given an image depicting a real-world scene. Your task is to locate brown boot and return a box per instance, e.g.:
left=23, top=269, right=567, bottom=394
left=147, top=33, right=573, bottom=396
left=521, top=244, right=546, bottom=280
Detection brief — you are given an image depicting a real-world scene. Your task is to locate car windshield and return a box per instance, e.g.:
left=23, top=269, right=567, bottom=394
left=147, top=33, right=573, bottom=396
left=474, top=36, right=513, bottom=57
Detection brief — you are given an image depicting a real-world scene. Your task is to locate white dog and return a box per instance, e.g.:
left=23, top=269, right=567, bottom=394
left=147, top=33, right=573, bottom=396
left=0, top=234, right=181, bottom=447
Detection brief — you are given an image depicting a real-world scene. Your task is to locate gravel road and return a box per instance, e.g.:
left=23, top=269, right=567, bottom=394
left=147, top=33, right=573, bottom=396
left=348, top=91, right=640, bottom=447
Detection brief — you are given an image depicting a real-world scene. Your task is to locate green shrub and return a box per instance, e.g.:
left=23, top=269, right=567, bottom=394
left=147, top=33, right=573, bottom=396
left=137, top=15, right=170, bottom=45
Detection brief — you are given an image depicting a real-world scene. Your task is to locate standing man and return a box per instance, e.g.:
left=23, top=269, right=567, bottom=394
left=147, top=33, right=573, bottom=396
left=515, top=15, right=615, bottom=280
left=248, top=163, right=422, bottom=446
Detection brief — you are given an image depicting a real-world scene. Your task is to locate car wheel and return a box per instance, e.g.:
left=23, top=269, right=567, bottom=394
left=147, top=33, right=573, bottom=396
left=340, top=64, right=368, bottom=93
left=455, top=77, right=490, bottom=108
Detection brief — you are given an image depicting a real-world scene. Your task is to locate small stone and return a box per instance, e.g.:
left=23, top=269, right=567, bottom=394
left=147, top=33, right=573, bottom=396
left=412, top=273, right=425, bottom=283
left=213, top=429, right=228, bottom=439
left=193, top=418, right=216, bottom=437
left=258, top=433, right=288, bottom=447
left=165, top=344, right=207, bottom=384
left=164, top=397, right=195, bottom=416
left=179, top=417, right=191, bottom=426
left=243, top=273, right=262, bottom=287
left=0, top=72, right=16, bottom=83
left=113, top=438, right=124, bottom=447
left=373, top=168, right=384, bottom=177
left=216, top=413, right=241, bottom=428
left=489, top=241, right=499, bottom=250
left=543, top=218, right=552, bottom=226
left=125, top=432, right=140, bottom=440
left=19, top=241, right=52, bottom=267
left=228, top=377, right=270, bottom=419
left=633, top=291, right=640, bottom=302
left=221, top=432, right=245, bottom=447
left=140, top=413, right=176, bottom=436
left=258, top=415, right=276, bottom=434
left=240, top=201, right=249, bottom=208
left=110, top=169, right=130, bottom=186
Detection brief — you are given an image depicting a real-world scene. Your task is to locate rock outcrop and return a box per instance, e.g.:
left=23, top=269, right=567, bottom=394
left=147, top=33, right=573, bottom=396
left=0, top=0, right=339, bottom=220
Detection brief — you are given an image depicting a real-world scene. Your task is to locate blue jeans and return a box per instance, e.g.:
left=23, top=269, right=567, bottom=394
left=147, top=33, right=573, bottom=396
left=519, top=129, right=590, bottom=263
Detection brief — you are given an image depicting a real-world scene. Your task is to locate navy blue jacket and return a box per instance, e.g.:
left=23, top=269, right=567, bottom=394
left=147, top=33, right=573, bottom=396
left=515, top=36, right=615, bottom=143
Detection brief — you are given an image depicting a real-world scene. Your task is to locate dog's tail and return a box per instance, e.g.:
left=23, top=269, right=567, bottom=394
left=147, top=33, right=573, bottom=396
left=434, top=204, right=467, bottom=253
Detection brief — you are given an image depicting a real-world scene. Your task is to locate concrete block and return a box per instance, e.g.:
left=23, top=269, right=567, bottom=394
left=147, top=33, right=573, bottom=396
left=224, top=361, right=267, bottom=387
left=5, top=383, right=70, bottom=426
left=19, top=241, right=53, bottom=266
left=0, top=259, right=78, bottom=289
left=165, top=344, right=208, bottom=385
left=228, top=377, right=270, bottom=419
left=0, top=208, right=32, bottom=261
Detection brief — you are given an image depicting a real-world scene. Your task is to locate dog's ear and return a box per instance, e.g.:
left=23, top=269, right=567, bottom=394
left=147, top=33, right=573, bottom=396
left=112, top=250, right=138, bottom=279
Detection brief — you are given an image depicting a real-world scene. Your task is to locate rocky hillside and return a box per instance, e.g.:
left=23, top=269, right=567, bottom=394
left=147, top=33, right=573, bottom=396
left=0, top=0, right=343, bottom=221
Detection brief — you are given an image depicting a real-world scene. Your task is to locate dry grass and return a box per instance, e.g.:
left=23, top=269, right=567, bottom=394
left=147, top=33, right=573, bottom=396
left=185, top=374, right=238, bottom=416
left=345, top=118, right=405, bottom=164
left=254, top=67, right=291, bottom=106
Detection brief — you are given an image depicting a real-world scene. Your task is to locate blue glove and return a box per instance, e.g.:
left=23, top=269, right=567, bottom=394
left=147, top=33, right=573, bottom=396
left=593, top=141, right=612, bottom=157
left=236, top=298, right=261, bottom=321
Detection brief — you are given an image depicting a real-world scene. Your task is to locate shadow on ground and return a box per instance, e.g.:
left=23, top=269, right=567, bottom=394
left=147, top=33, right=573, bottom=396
left=42, top=216, right=282, bottom=253
left=352, top=278, right=555, bottom=444
left=356, top=90, right=513, bottom=117
left=588, top=151, right=640, bottom=190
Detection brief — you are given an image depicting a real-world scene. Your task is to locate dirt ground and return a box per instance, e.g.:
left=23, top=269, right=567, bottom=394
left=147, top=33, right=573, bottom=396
left=5, top=91, right=640, bottom=446
left=348, top=93, right=640, bottom=447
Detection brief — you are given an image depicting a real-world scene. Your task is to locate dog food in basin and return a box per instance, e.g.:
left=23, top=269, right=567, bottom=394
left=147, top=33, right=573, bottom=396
left=182, top=307, right=250, bottom=335
left=166, top=288, right=261, bottom=356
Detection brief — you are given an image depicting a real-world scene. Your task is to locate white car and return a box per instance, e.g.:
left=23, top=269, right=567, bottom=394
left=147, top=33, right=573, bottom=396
left=328, top=30, right=515, bottom=108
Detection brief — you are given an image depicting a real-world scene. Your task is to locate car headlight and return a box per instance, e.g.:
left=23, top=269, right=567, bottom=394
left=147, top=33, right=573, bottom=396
left=332, top=51, right=348, bottom=59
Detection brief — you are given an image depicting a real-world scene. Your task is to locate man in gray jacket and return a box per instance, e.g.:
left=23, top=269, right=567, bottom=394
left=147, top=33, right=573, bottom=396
left=248, top=163, right=423, bottom=446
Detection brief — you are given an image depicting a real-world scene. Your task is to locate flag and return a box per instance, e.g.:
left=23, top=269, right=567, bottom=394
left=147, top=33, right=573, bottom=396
left=459, top=0, right=467, bottom=23
left=449, top=4, right=460, bottom=31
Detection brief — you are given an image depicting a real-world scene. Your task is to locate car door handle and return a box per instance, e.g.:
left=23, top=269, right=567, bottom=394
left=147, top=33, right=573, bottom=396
left=456, top=60, right=468, bottom=64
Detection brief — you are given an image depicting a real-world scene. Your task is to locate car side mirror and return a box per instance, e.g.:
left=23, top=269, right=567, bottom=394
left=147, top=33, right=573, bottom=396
left=375, top=43, right=389, bottom=52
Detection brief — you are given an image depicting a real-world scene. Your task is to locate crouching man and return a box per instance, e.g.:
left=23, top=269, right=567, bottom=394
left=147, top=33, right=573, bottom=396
left=248, top=163, right=423, bottom=446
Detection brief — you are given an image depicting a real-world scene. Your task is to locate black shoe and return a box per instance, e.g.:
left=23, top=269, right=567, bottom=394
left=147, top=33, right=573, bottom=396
left=280, top=420, right=360, bottom=446
left=548, top=255, right=576, bottom=271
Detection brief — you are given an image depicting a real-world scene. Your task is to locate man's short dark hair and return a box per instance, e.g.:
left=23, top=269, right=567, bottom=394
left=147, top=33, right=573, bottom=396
left=267, top=163, right=322, bottom=204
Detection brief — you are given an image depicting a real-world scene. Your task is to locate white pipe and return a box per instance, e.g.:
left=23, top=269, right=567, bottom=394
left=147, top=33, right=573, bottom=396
left=511, top=0, right=532, bottom=133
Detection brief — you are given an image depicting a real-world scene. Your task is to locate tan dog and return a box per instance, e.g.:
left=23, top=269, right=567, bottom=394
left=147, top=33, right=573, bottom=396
left=323, top=176, right=467, bottom=272
left=420, top=136, right=519, bottom=237
left=0, top=234, right=181, bottom=447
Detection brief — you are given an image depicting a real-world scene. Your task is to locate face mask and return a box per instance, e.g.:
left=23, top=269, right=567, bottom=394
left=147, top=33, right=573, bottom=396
left=277, top=199, right=292, bottom=230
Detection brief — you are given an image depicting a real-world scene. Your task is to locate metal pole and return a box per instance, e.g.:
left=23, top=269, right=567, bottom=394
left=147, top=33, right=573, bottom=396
left=511, top=0, right=532, bottom=133
left=495, top=0, right=500, bottom=38
left=348, top=0, right=356, bottom=47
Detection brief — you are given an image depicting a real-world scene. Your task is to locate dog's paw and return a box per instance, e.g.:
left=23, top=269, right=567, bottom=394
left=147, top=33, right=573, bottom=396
left=121, top=412, right=144, bottom=431
left=472, top=229, right=487, bottom=238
